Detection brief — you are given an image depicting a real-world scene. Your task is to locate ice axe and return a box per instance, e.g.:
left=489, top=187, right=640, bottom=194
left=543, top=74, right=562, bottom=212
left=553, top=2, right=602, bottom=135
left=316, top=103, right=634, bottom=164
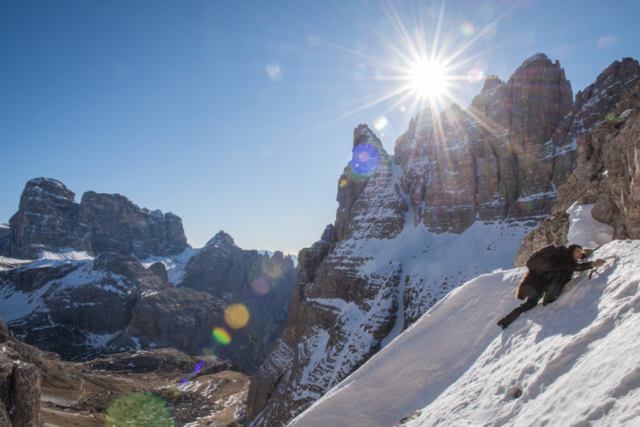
left=588, top=255, right=619, bottom=279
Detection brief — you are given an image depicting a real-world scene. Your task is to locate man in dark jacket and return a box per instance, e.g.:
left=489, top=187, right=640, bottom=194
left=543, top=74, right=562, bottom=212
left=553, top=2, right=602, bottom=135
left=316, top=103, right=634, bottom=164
left=497, top=244, right=605, bottom=330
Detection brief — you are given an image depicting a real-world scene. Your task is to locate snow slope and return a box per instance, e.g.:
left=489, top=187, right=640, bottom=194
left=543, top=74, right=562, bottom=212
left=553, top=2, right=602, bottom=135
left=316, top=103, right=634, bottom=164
left=290, top=237, right=640, bottom=425
left=140, top=246, right=200, bottom=285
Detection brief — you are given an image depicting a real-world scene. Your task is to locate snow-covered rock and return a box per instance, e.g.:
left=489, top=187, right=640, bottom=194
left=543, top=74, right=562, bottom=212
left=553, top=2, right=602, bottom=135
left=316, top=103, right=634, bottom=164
left=0, top=252, right=265, bottom=370
left=289, top=239, right=640, bottom=426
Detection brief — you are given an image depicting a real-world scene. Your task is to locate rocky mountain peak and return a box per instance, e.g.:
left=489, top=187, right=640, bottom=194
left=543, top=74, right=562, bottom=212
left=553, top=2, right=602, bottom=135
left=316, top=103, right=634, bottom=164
left=206, top=231, right=237, bottom=248
left=481, top=75, right=503, bottom=93
left=6, top=178, right=189, bottom=259
left=517, top=52, right=551, bottom=69
left=25, top=177, right=76, bottom=201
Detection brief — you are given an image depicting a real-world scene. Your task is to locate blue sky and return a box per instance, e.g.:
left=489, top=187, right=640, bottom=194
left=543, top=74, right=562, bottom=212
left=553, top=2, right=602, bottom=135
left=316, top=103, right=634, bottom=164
left=1, top=0, right=639, bottom=254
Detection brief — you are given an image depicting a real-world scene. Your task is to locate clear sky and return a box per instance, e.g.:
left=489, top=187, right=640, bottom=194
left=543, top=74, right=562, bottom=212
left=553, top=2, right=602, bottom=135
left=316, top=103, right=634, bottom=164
left=1, top=0, right=639, bottom=255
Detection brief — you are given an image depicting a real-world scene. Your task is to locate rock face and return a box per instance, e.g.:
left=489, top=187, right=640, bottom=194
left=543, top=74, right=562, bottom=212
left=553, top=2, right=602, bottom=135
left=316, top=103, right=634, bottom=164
left=7, top=178, right=188, bottom=259
left=0, top=315, right=44, bottom=426
left=0, top=253, right=265, bottom=372
left=516, top=79, right=640, bottom=265
left=79, top=191, right=188, bottom=259
left=9, top=178, right=92, bottom=259
left=248, top=126, right=409, bottom=426
left=521, top=57, right=640, bottom=218
left=395, top=53, right=572, bottom=231
left=247, top=55, right=640, bottom=427
left=334, top=125, right=408, bottom=240
left=178, top=231, right=297, bottom=347
left=0, top=224, right=10, bottom=257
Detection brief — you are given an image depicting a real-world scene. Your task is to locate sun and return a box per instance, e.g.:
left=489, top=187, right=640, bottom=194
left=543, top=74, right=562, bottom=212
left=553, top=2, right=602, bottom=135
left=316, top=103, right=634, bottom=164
left=408, top=59, right=449, bottom=100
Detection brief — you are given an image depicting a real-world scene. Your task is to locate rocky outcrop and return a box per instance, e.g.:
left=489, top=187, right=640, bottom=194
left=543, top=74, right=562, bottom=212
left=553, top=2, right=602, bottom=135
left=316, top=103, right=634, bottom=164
left=0, top=253, right=265, bottom=372
left=79, top=191, right=188, bottom=259
left=7, top=178, right=188, bottom=259
left=178, top=231, right=297, bottom=347
left=128, top=286, right=266, bottom=372
left=0, top=315, right=44, bottom=426
left=516, top=80, right=640, bottom=265
left=8, top=178, right=92, bottom=259
left=247, top=126, right=409, bottom=425
left=0, top=224, right=10, bottom=257
left=520, top=57, right=640, bottom=218
left=335, top=125, right=408, bottom=240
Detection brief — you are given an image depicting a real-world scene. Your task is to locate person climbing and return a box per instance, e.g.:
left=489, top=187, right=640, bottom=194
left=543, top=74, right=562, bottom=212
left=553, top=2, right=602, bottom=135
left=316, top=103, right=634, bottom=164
left=497, top=244, right=606, bottom=330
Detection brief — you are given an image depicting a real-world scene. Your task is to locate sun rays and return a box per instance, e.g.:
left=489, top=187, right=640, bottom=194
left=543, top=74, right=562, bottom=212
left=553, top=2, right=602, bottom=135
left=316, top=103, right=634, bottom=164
left=306, top=0, right=523, bottom=139
left=407, top=58, right=450, bottom=100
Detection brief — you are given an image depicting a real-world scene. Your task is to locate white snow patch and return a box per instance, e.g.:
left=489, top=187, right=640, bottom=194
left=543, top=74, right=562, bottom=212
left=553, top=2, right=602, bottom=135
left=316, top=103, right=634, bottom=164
left=619, top=108, right=633, bottom=119
left=26, top=248, right=94, bottom=270
left=566, top=202, right=614, bottom=248
left=85, top=331, right=121, bottom=348
left=140, top=246, right=199, bottom=285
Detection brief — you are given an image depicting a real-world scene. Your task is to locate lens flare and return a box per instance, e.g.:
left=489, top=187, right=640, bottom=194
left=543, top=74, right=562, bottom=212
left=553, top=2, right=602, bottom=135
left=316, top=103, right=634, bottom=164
left=251, top=278, right=269, bottom=296
left=467, top=68, right=484, bottom=83
left=265, top=264, right=282, bottom=279
left=473, top=60, right=488, bottom=73
left=193, top=360, right=205, bottom=374
left=460, top=22, right=475, bottom=37
left=596, top=35, right=617, bottom=50
left=266, top=62, right=282, bottom=81
left=105, top=393, right=174, bottom=427
left=350, top=143, right=380, bottom=175
left=213, top=327, right=232, bottom=345
left=373, top=116, right=388, bottom=131
left=482, top=23, right=497, bottom=39
left=224, top=304, right=250, bottom=329
left=203, top=347, right=218, bottom=362
left=400, top=106, right=406, bottom=113
left=339, top=179, right=347, bottom=188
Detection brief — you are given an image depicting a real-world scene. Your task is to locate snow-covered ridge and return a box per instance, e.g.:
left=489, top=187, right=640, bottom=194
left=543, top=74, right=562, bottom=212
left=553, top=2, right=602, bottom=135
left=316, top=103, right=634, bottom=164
left=289, top=217, right=640, bottom=426
left=140, top=246, right=200, bottom=285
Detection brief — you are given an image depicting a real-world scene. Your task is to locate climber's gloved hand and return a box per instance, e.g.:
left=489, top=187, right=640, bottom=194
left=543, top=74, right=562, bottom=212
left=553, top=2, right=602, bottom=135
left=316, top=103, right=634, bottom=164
left=593, top=259, right=606, bottom=268
left=581, top=248, right=595, bottom=259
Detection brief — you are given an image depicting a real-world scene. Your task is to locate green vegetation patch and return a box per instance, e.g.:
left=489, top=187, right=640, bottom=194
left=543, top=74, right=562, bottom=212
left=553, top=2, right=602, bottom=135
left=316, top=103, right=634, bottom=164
left=105, top=392, right=175, bottom=427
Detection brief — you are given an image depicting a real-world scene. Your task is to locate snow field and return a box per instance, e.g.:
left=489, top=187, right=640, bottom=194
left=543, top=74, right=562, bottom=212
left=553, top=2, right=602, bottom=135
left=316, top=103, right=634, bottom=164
left=289, top=239, right=640, bottom=427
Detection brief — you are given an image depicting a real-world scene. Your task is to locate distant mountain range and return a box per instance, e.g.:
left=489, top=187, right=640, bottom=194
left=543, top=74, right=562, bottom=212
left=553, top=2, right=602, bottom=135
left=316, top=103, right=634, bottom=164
left=0, top=178, right=297, bottom=372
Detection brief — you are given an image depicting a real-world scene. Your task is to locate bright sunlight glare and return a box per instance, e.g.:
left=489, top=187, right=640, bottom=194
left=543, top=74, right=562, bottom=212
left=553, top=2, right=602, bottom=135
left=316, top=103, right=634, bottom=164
left=408, top=59, right=449, bottom=99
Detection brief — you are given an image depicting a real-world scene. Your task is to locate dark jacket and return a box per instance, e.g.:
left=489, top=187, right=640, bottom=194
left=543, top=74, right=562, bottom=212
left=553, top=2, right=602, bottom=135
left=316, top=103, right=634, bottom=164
left=516, top=246, right=594, bottom=300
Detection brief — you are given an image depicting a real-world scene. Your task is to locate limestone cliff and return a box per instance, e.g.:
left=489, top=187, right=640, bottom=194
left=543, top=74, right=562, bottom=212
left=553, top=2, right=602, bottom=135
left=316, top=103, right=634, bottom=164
left=516, top=79, right=640, bottom=265
left=8, top=177, right=189, bottom=260
left=395, top=53, right=573, bottom=231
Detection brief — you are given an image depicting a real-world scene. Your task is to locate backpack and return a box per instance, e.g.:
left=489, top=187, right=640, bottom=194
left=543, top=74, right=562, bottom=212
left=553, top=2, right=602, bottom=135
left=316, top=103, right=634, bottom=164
left=526, top=245, right=559, bottom=273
